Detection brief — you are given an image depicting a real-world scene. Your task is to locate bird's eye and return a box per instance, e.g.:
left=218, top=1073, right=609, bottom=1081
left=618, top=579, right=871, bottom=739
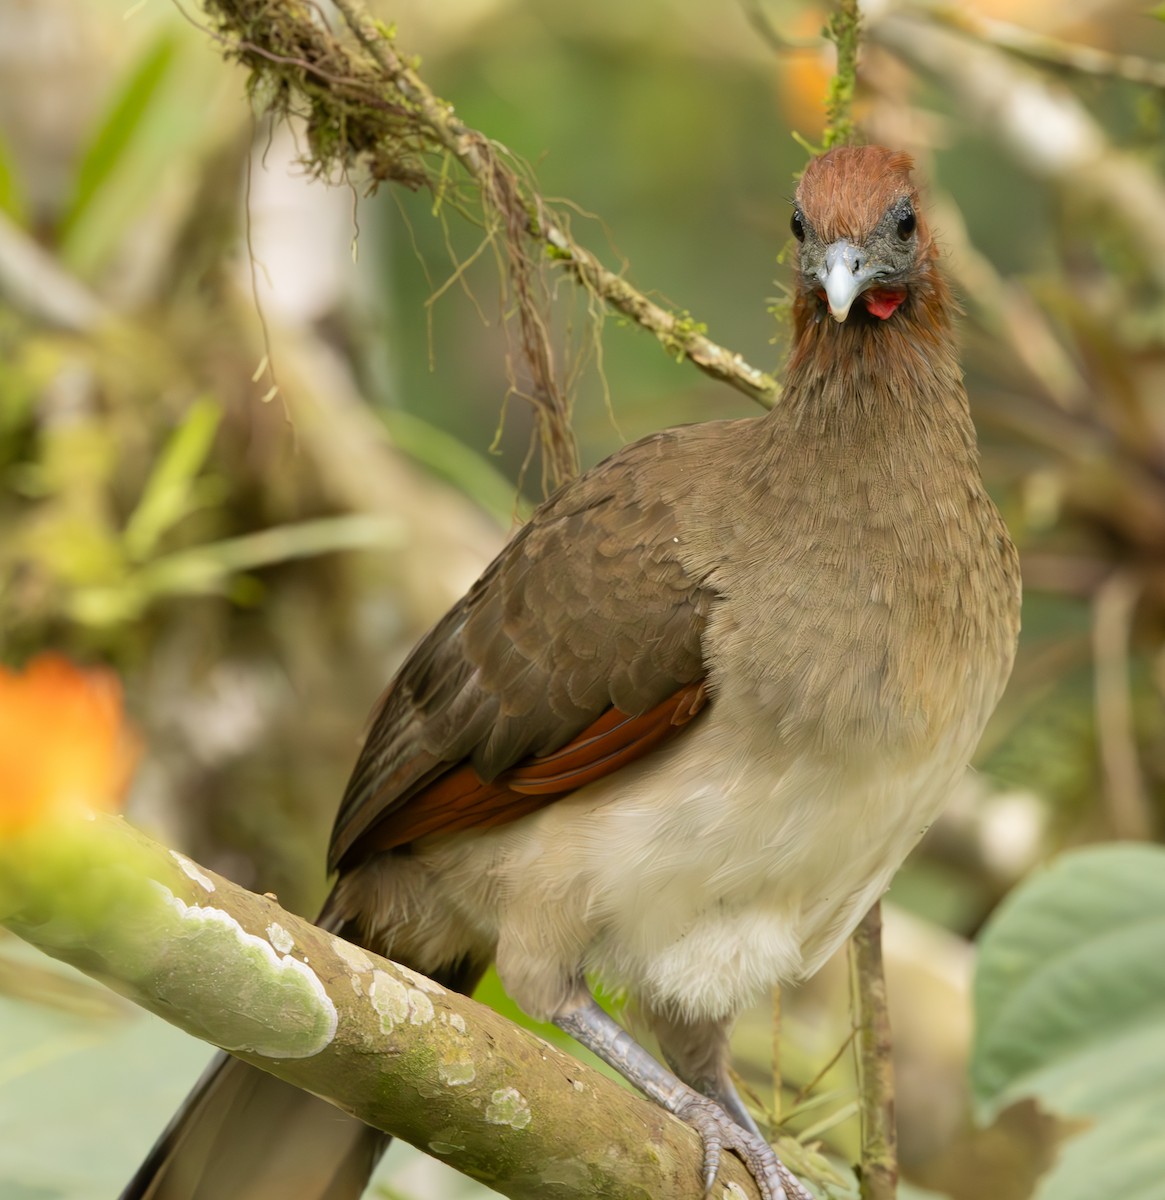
left=897, top=207, right=916, bottom=240
left=790, top=209, right=806, bottom=243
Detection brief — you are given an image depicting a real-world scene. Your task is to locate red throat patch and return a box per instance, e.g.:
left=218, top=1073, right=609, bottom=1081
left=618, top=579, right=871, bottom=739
left=864, top=288, right=907, bottom=320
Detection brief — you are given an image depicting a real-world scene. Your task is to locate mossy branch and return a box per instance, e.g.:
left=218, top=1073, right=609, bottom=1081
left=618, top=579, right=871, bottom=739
left=199, top=0, right=779, bottom=465
left=1, top=812, right=780, bottom=1200
left=823, top=0, right=862, bottom=149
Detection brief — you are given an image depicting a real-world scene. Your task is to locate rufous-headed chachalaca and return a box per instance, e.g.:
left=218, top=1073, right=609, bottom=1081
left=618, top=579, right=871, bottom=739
left=124, top=145, right=1020, bottom=1200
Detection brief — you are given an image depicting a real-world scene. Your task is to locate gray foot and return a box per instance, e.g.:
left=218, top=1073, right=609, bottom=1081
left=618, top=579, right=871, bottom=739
left=672, top=1085, right=811, bottom=1200
left=555, top=996, right=813, bottom=1200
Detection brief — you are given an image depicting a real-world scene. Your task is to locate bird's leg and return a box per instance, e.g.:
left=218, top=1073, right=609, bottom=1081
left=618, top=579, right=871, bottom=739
left=650, top=1006, right=768, bottom=1140
left=705, top=1078, right=765, bottom=1141
left=555, top=995, right=812, bottom=1200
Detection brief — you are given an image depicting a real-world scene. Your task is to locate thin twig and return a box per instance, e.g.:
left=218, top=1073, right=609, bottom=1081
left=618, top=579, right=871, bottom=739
left=791, top=1026, right=858, bottom=1110
left=823, top=0, right=862, bottom=150
left=796, top=1098, right=862, bottom=1145
left=868, top=9, right=1165, bottom=290
left=928, top=193, right=1089, bottom=414
left=327, top=0, right=576, bottom=486
left=771, top=983, right=782, bottom=1122
left=849, top=902, right=897, bottom=1200
left=1092, top=570, right=1152, bottom=840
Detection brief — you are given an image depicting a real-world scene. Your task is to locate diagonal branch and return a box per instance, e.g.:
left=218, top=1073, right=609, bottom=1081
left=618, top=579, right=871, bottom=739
left=914, top=0, right=1165, bottom=91
left=869, top=6, right=1165, bottom=290
left=0, top=811, right=772, bottom=1200
left=200, top=0, right=780, bottom=419
left=190, top=0, right=786, bottom=488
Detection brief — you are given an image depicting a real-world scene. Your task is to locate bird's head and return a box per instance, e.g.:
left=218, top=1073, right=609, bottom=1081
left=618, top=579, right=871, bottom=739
left=791, top=145, right=931, bottom=325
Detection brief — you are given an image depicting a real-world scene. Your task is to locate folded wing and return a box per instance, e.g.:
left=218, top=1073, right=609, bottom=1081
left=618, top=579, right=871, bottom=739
left=328, top=431, right=720, bottom=872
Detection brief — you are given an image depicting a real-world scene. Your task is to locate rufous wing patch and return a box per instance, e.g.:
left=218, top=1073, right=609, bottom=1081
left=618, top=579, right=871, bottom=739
left=354, top=680, right=708, bottom=853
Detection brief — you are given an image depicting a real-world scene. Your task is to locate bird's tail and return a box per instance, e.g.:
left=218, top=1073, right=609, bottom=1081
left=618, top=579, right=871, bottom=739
left=120, top=1052, right=386, bottom=1200
left=121, top=901, right=387, bottom=1200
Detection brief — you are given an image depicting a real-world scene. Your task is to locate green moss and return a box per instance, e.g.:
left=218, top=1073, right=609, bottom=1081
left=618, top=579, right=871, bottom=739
left=660, top=310, right=709, bottom=362
left=822, top=0, right=861, bottom=150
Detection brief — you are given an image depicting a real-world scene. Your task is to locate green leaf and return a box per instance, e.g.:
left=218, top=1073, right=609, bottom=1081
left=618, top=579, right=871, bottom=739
left=70, top=515, right=406, bottom=626
left=56, top=25, right=226, bottom=280
left=58, top=32, right=178, bottom=249
left=122, top=396, right=222, bottom=562
left=972, top=844, right=1165, bottom=1200
left=138, top=515, right=407, bottom=597
left=1030, top=1096, right=1165, bottom=1200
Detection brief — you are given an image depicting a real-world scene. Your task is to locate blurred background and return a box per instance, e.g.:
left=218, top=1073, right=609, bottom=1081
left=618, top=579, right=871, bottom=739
left=1, top=0, right=1163, bottom=1196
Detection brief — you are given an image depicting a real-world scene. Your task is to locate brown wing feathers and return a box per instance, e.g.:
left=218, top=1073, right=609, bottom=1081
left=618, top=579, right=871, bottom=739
left=350, top=680, right=710, bottom=854
left=328, top=434, right=719, bottom=873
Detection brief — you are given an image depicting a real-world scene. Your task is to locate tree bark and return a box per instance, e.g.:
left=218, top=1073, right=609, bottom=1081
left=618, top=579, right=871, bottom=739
left=0, top=811, right=769, bottom=1200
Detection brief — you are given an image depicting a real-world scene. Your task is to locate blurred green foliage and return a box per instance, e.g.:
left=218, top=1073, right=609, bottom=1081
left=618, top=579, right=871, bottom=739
left=1, top=0, right=1164, bottom=1197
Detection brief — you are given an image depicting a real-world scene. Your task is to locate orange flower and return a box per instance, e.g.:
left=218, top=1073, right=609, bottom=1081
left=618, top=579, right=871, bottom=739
left=0, top=655, right=138, bottom=832
left=774, top=8, right=834, bottom=140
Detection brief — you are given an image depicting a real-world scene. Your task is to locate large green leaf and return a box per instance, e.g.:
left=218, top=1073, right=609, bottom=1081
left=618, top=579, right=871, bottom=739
left=972, top=844, right=1165, bottom=1200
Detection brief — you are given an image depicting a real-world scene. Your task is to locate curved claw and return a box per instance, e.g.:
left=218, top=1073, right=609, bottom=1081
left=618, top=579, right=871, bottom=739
left=552, top=997, right=814, bottom=1199
left=673, top=1088, right=809, bottom=1200
left=696, top=1117, right=722, bottom=1193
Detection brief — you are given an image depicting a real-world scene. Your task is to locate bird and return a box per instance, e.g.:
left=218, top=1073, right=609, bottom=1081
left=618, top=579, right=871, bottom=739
left=124, top=144, right=1021, bottom=1200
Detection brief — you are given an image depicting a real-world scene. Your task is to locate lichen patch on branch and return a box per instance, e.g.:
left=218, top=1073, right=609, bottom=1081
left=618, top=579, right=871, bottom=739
left=170, top=850, right=215, bottom=891
left=407, top=986, right=435, bottom=1025
left=369, top=966, right=410, bottom=1032
left=266, top=921, right=294, bottom=953
left=332, top=934, right=375, bottom=975
left=397, top=962, right=446, bottom=995
left=485, top=1086, right=532, bottom=1130
left=150, top=885, right=337, bottom=1058
left=438, top=1056, right=478, bottom=1086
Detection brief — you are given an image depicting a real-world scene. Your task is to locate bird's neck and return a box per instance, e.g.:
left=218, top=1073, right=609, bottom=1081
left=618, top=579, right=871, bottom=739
left=774, top=271, right=975, bottom=463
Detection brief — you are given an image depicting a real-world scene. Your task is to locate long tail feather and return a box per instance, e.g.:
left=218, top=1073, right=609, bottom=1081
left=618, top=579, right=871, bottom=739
left=120, top=1053, right=385, bottom=1200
